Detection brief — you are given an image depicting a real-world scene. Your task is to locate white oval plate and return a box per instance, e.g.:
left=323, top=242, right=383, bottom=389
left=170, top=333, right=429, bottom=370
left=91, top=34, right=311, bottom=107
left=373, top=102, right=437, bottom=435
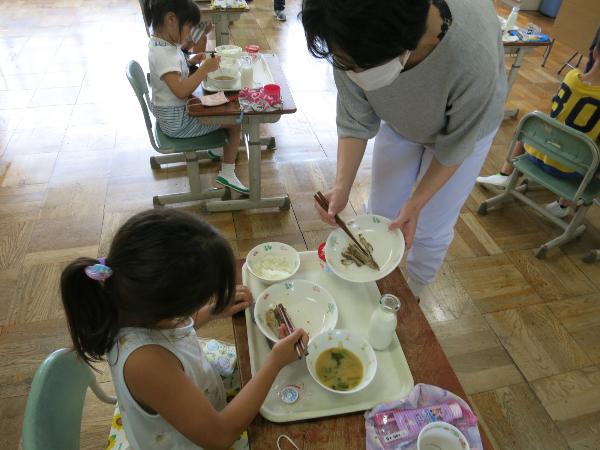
left=324, top=214, right=405, bottom=283
left=253, top=280, right=338, bottom=343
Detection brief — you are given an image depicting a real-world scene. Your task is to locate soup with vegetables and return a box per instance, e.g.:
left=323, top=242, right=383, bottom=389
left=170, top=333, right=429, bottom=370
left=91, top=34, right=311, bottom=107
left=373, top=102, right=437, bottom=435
left=315, top=348, right=363, bottom=391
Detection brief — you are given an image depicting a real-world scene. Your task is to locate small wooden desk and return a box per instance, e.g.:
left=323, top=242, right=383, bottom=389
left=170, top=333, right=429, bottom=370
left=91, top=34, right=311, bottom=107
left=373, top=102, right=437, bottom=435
left=232, top=262, right=493, bottom=449
left=195, top=1, right=250, bottom=46
left=503, top=38, right=552, bottom=118
left=187, top=54, right=296, bottom=212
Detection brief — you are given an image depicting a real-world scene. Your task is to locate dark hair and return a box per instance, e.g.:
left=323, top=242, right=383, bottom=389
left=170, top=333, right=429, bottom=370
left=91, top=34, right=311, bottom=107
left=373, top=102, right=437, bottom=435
left=299, top=0, right=430, bottom=70
left=586, top=26, right=600, bottom=72
left=61, top=209, right=236, bottom=366
left=142, top=0, right=201, bottom=34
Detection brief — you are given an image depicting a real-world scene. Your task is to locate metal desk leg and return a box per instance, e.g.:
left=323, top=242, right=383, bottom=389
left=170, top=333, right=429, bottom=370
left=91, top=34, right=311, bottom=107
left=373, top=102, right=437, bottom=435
left=504, top=47, right=526, bottom=119
left=213, top=14, right=230, bottom=46
left=206, top=117, right=290, bottom=212
left=542, top=38, right=554, bottom=67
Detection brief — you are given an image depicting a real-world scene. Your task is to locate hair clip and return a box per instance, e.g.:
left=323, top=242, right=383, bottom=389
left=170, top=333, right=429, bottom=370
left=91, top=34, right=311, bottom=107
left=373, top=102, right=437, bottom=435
left=85, top=257, right=113, bottom=281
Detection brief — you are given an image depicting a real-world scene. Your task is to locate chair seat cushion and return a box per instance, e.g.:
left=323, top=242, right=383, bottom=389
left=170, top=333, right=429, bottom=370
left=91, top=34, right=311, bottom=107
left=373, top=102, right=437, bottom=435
left=154, top=124, right=228, bottom=153
left=515, top=156, right=600, bottom=203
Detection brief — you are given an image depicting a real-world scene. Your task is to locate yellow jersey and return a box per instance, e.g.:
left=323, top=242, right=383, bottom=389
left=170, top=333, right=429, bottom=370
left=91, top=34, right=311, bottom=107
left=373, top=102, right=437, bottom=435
left=525, top=69, right=600, bottom=173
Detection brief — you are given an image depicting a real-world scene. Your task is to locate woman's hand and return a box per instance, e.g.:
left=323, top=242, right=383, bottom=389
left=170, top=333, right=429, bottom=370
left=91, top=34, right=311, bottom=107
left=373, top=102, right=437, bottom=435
left=314, top=186, right=350, bottom=226
left=389, top=199, right=422, bottom=249
left=269, top=327, right=309, bottom=369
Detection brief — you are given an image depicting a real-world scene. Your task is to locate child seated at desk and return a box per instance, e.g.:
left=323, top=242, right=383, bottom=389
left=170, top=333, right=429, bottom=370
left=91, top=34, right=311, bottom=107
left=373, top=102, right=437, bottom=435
left=144, top=0, right=248, bottom=194
left=61, top=209, right=308, bottom=450
left=477, top=27, right=600, bottom=217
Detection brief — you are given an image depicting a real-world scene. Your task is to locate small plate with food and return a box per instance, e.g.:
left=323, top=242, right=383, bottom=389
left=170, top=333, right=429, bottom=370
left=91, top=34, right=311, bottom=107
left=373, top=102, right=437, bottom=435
left=324, top=214, right=405, bottom=283
left=253, top=280, right=338, bottom=344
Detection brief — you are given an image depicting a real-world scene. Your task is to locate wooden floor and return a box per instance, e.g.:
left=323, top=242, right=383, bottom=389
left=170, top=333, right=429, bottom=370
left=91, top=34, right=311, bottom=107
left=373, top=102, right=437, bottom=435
left=1, top=0, right=600, bottom=448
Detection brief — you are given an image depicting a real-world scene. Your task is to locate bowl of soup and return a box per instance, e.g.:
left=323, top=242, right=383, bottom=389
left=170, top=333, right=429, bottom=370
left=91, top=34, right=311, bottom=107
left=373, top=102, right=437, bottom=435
left=306, top=329, right=377, bottom=395
left=207, top=67, right=240, bottom=90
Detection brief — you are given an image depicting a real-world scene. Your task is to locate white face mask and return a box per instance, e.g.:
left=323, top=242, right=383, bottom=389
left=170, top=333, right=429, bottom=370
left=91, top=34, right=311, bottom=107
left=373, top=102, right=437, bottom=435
left=346, top=51, right=411, bottom=91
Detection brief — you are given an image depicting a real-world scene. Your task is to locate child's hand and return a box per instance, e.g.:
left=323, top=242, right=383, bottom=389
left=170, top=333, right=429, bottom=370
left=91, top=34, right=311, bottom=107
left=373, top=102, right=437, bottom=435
left=269, top=327, right=309, bottom=369
left=188, top=53, right=206, bottom=66
left=200, top=55, right=221, bottom=73
left=213, top=285, right=252, bottom=319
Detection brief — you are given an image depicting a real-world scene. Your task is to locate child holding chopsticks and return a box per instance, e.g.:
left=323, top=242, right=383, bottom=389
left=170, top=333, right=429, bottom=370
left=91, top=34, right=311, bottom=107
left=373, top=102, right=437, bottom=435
left=144, top=0, right=248, bottom=194
left=60, top=209, right=308, bottom=450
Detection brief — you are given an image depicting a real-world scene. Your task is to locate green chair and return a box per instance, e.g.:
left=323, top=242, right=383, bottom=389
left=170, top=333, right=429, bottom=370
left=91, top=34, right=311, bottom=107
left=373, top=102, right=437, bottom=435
left=21, top=348, right=116, bottom=450
left=478, top=111, right=600, bottom=258
left=126, top=60, right=230, bottom=207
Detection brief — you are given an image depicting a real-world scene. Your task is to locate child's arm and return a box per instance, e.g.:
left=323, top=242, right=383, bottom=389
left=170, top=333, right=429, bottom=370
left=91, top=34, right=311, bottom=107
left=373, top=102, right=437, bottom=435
left=162, top=56, right=220, bottom=100
left=193, top=285, right=252, bottom=329
left=124, top=328, right=308, bottom=450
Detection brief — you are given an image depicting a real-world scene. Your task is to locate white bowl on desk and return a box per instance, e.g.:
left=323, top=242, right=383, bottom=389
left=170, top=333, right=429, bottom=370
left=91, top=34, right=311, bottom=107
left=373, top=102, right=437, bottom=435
left=206, top=67, right=240, bottom=90
left=306, top=329, right=378, bottom=395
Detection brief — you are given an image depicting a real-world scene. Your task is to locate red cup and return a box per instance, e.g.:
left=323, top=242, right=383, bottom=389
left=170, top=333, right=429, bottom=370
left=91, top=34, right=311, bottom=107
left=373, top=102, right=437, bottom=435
left=244, top=44, right=260, bottom=55
left=263, top=83, right=281, bottom=104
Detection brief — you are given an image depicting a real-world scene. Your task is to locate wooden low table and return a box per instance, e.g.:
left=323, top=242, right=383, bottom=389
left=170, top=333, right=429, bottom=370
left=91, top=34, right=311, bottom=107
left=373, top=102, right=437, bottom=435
left=233, top=261, right=493, bottom=449
left=187, top=54, right=296, bottom=212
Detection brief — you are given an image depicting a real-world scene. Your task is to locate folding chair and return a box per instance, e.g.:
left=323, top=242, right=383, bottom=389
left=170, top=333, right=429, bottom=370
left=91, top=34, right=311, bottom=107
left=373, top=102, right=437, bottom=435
left=478, top=111, right=600, bottom=258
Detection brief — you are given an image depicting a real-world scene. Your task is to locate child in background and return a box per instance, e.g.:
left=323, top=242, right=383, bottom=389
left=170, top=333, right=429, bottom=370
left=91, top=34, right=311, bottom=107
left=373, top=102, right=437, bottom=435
left=477, top=26, right=600, bottom=217
left=61, top=209, right=308, bottom=450
left=144, top=0, right=249, bottom=194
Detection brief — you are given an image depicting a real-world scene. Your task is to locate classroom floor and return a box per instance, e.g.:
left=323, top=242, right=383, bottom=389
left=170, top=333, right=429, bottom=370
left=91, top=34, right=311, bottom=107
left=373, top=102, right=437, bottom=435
left=1, top=0, right=599, bottom=448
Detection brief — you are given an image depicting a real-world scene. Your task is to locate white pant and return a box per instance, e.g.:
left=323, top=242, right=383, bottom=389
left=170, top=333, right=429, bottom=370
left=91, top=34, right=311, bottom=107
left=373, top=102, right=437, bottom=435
left=368, top=123, right=497, bottom=285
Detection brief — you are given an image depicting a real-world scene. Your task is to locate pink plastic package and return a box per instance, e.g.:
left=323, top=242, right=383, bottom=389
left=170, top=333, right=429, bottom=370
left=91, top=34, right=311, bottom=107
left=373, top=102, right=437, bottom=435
left=373, top=402, right=470, bottom=447
left=365, top=384, right=482, bottom=450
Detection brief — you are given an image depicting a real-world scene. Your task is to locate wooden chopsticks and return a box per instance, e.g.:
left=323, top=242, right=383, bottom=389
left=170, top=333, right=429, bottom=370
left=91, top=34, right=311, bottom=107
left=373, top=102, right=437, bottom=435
left=274, top=304, right=308, bottom=359
left=313, top=191, right=378, bottom=268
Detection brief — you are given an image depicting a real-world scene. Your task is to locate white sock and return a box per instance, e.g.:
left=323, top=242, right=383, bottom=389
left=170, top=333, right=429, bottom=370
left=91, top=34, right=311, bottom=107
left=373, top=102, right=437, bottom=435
left=221, top=163, right=235, bottom=177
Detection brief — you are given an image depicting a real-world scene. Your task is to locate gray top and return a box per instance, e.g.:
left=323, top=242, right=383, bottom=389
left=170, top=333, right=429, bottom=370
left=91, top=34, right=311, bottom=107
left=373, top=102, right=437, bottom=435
left=334, top=0, right=507, bottom=165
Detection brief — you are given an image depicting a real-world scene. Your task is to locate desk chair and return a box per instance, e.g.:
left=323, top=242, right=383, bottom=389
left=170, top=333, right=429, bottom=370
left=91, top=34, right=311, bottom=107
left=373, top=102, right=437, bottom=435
left=21, top=349, right=116, bottom=450
left=478, top=111, right=600, bottom=258
left=126, top=60, right=230, bottom=207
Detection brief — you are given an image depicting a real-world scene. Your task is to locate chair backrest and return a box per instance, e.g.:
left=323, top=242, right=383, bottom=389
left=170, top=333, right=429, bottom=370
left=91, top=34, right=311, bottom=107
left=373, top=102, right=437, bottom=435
left=22, top=349, right=95, bottom=450
left=516, top=111, right=600, bottom=177
left=126, top=60, right=160, bottom=151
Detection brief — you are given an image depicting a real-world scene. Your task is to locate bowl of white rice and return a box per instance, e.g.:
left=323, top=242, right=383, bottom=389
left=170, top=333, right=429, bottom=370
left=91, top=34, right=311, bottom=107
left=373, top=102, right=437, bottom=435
left=247, top=242, right=300, bottom=284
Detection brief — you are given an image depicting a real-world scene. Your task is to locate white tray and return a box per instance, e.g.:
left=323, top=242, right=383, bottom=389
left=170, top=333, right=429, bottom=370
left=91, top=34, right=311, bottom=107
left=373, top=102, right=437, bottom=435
left=243, top=251, right=414, bottom=423
left=201, top=53, right=275, bottom=92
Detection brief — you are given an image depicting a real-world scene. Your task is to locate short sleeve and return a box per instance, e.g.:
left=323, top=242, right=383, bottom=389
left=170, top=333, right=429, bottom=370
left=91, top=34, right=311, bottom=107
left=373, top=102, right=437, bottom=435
left=334, top=69, right=381, bottom=141
left=149, top=45, right=183, bottom=79
left=434, top=63, right=503, bottom=166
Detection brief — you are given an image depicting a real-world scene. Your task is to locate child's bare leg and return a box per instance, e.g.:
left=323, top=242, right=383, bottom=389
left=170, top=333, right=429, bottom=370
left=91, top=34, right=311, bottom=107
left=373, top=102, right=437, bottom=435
left=477, top=141, right=526, bottom=188
left=222, top=124, right=241, bottom=164
left=500, top=141, right=525, bottom=175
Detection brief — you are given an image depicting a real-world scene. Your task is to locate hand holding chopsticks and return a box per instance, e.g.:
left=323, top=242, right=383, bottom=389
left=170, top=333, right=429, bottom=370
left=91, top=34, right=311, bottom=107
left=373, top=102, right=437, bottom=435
left=314, top=191, right=380, bottom=270
left=274, top=304, right=308, bottom=359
